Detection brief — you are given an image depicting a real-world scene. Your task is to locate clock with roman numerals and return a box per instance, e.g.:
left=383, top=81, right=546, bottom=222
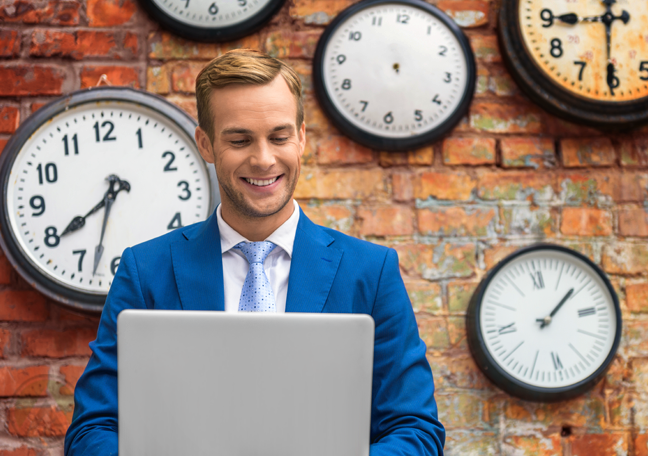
left=500, top=0, right=648, bottom=128
left=0, top=87, right=219, bottom=313
left=138, top=0, right=286, bottom=42
left=466, top=244, right=621, bottom=402
left=313, top=0, right=475, bottom=151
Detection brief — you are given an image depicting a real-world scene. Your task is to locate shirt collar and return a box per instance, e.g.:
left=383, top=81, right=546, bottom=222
left=216, top=200, right=300, bottom=258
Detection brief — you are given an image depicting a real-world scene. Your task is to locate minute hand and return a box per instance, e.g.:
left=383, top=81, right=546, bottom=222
left=92, top=194, right=114, bottom=276
left=537, top=288, right=574, bottom=328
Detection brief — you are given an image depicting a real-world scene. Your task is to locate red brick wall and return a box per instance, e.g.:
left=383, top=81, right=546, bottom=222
left=1, top=0, right=647, bottom=454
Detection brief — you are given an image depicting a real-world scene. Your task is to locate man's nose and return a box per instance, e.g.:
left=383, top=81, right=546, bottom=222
left=249, top=140, right=276, bottom=170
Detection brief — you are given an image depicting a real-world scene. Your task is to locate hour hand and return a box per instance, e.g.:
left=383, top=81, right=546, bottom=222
left=60, top=199, right=106, bottom=236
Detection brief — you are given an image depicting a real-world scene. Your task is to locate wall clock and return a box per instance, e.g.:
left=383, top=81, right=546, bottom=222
left=0, top=87, right=219, bottom=314
left=138, top=0, right=286, bottom=42
left=313, top=0, right=476, bottom=151
left=500, top=0, right=648, bottom=128
left=466, top=244, right=621, bottom=402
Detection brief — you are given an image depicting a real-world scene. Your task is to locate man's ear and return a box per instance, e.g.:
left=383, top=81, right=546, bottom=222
left=195, top=126, right=215, bottom=164
left=298, top=121, right=306, bottom=158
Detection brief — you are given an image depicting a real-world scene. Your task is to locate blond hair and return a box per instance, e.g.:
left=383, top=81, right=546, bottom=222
left=195, top=49, right=303, bottom=141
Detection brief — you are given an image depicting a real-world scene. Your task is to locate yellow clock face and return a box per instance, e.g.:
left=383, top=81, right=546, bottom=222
left=520, top=0, right=648, bottom=102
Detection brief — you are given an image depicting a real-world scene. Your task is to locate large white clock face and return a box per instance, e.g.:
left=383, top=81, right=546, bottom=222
left=151, top=0, right=275, bottom=28
left=321, top=2, right=470, bottom=139
left=5, top=100, right=213, bottom=295
left=479, top=249, right=617, bottom=389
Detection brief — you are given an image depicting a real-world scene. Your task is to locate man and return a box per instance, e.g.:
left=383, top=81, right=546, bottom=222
left=64, top=49, right=445, bottom=455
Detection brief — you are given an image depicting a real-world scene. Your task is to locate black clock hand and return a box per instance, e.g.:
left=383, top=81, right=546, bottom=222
left=92, top=175, right=131, bottom=276
left=61, top=175, right=131, bottom=236
left=536, top=288, right=574, bottom=328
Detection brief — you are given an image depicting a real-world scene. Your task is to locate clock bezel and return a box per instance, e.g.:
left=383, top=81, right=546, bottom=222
left=0, top=86, right=219, bottom=314
left=499, top=0, right=648, bottom=129
left=312, top=0, right=476, bottom=151
left=137, top=0, right=286, bottom=42
left=466, top=243, right=622, bottom=402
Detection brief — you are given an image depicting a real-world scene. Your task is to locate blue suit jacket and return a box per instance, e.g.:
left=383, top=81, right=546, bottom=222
left=64, top=209, right=445, bottom=455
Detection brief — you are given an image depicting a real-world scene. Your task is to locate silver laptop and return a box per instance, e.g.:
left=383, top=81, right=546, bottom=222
left=118, top=310, right=374, bottom=456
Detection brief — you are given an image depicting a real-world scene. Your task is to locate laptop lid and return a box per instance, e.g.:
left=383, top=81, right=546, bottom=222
left=118, top=310, right=374, bottom=456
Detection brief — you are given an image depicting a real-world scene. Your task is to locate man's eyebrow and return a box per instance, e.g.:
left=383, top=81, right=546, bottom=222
left=221, top=127, right=253, bottom=135
left=272, top=124, right=294, bottom=132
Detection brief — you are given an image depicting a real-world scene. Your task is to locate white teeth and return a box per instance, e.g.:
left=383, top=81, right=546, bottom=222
left=245, top=176, right=279, bottom=187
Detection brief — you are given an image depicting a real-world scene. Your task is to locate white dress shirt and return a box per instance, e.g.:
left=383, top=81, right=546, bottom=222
left=217, top=200, right=300, bottom=313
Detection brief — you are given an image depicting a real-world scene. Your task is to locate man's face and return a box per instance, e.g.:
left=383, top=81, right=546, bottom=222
left=196, top=76, right=305, bottom=220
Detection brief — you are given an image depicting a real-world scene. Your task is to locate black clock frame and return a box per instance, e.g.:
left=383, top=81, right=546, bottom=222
left=0, top=87, right=219, bottom=314
left=313, top=0, right=476, bottom=151
left=499, top=0, right=648, bottom=129
left=466, top=243, right=622, bottom=402
left=138, top=0, right=286, bottom=42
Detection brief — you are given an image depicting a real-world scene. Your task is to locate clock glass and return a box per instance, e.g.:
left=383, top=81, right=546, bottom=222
left=151, top=0, right=275, bottom=28
left=0, top=89, right=217, bottom=311
left=519, top=0, right=648, bottom=101
left=478, top=248, right=618, bottom=389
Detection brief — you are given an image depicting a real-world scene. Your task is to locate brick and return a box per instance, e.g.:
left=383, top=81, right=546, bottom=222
left=475, top=65, right=489, bottom=96
left=0, top=366, right=49, bottom=397
left=561, top=137, right=616, bottom=167
left=571, top=433, right=629, bottom=456
left=415, top=172, right=475, bottom=201
left=416, top=315, right=450, bottom=350
left=87, top=0, right=136, bottom=26
left=0, top=448, right=38, bottom=456
left=499, top=206, right=556, bottom=236
left=303, top=95, right=330, bottom=131
left=380, top=149, right=434, bottom=166
left=619, top=137, right=648, bottom=167
left=0, top=138, right=7, bottom=154
left=443, top=137, right=495, bottom=165
left=636, top=434, right=648, bottom=456
left=0, top=30, right=20, bottom=57
left=0, top=106, right=19, bottom=134
left=500, top=137, right=555, bottom=169
left=80, top=65, right=139, bottom=89
left=7, top=405, right=72, bottom=437
left=428, top=356, right=492, bottom=390
left=317, top=135, right=374, bottom=165
left=298, top=201, right=354, bottom=234
left=438, top=0, right=489, bottom=28
left=59, top=365, right=85, bottom=396
left=395, top=242, right=476, bottom=280
left=358, top=206, right=413, bottom=236
left=436, top=391, right=495, bottom=429
left=504, top=395, right=605, bottom=427
left=633, top=359, right=648, bottom=391
left=618, top=172, right=648, bottom=203
left=290, top=0, right=353, bottom=24
left=0, top=290, right=49, bottom=322
left=470, top=35, right=500, bottom=62
left=220, top=35, right=262, bottom=54
left=502, top=435, right=561, bottom=456
left=406, top=281, right=442, bottom=314
left=0, top=1, right=80, bottom=25
left=478, top=171, right=554, bottom=202
left=31, top=30, right=121, bottom=60
left=171, top=62, right=204, bottom=94
left=484, top=245, right=519, bottom=270
left=487, top=67, right=519, bottom=97
left=418, top=206, right=496, bottom=237
left=470, top=102, right=543, bottom=134
left=558, top=171, right=619, bottom=207
left=444, top=431, right=498, bottom=455
left=147, top=65, right=170, bottom=95
left=448, top=280, right=479, bottom=313
left=294, top=168, right=386, bottom=199
left=627, top=283, right=648, bottom=313
left=0, top=328, right=10, bottom=357
left=124, top=31, right=138, bottom=57
left=0, top=65, right=65, bottom=96
left=618, top=207, right=648, bottom=237
left=392, top=172, right=414, bottom=202
left=560, top=207, right=613, bottom=236
left=603, top=243, right=648, bottom=275
left=30, top=102, right=47, bottom=114
left=265, top=30, right=321, bottom=59
left=149, top=31, right=216, bottom=59
left=623, top=320, right=648, bottom=356
left=21, top=328, right=95, bottom=358
left=447, top=316, right=466, bottom=349
left=165, top=95, right=197, bottom=120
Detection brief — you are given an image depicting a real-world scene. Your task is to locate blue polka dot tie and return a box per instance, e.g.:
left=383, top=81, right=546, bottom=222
left=234, top=241, right=277, bottom=312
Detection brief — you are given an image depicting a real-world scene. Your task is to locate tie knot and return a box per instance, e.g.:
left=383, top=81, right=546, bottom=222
left=234, top=241, right=277, bottom=264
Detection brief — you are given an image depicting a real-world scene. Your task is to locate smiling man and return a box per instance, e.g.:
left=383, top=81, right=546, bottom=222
left=64, top=49, right=445, bottom=455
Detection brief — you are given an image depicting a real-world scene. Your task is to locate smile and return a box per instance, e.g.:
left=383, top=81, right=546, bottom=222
left=244, top=176, right=280, bottom=187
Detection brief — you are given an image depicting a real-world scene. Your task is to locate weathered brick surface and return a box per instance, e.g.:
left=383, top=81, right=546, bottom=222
left=2, top=0, right=648, bottom=453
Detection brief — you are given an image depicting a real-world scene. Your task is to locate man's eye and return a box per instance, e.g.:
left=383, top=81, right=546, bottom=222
left=230, top=139, right=248, bottom=146
left=273, top=137, right=289, bottom=142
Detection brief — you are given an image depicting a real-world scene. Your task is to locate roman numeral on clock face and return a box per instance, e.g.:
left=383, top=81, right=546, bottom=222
left=530, top=271, right=544, bottom=289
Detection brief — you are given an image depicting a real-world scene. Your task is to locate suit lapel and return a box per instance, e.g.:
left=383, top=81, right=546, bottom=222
left=171, top=212, right=225, bottom=311
left=285, top=210, right=343, bottom=313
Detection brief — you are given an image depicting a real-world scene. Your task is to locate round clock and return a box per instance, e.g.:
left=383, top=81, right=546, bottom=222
left=466, top=244, right=621, bottom=402
left=312, top=0, right=476, bottom=151
left=500, top=0, right=648, bottom=128
left=0, top=87, right=219, bottom=314
left=138, top=0, right=286, bottom=42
